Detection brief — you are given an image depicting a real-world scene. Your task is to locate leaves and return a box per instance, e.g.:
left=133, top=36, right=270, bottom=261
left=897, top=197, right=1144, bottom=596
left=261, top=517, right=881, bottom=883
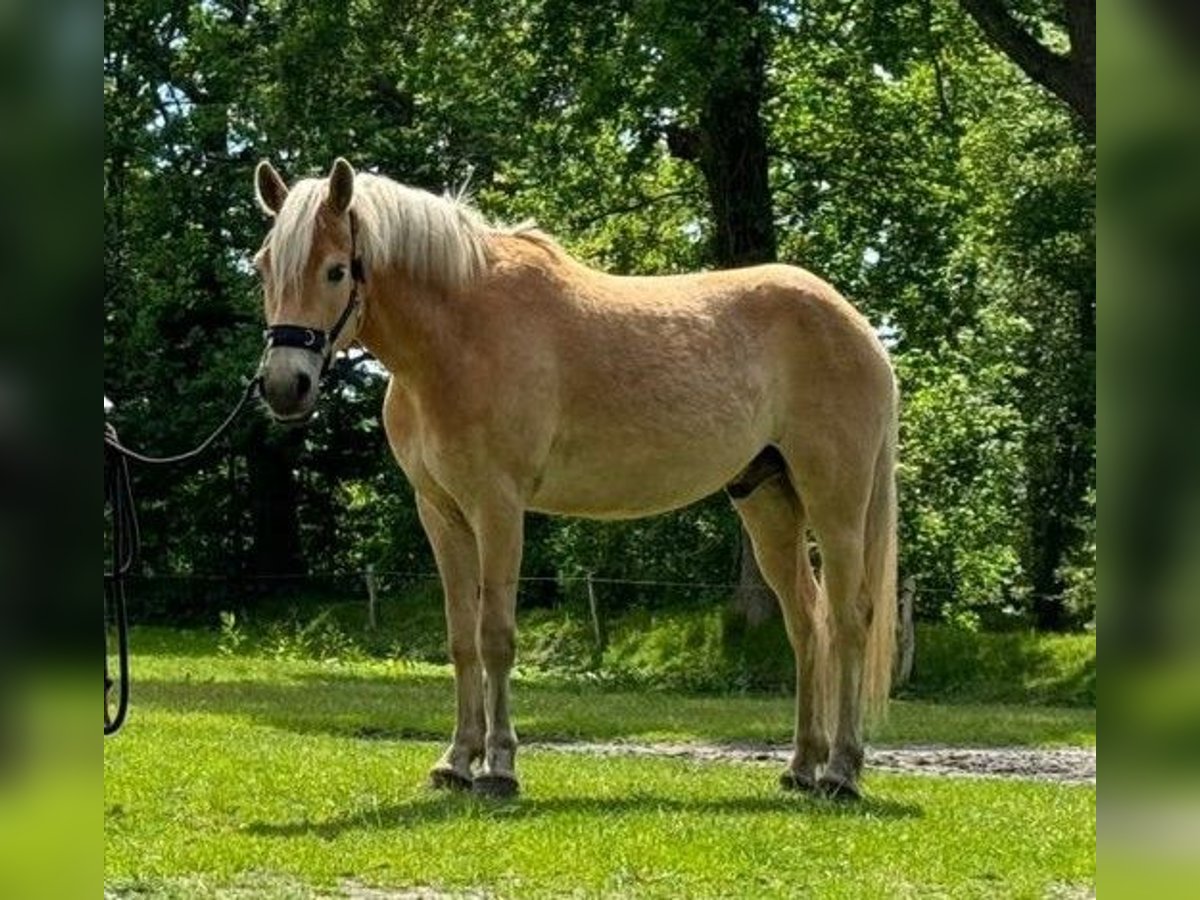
left=104, top=0, right=1094, bottom=627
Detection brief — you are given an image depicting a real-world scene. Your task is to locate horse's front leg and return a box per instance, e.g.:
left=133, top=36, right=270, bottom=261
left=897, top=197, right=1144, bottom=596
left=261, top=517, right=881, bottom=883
left=417, top=493, right=484, bottom=791
left=470, top=501, right=524, bottom=798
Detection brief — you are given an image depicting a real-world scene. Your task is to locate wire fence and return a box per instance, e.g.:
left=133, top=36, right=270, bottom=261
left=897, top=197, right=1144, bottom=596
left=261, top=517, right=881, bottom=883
left=118, top=570, right=777, bottom=675
left=117, top=566, right=1057, bottom=631
left=114, top=571, right=1099, bottom=696
left=120, top=568, right=777, bottom=623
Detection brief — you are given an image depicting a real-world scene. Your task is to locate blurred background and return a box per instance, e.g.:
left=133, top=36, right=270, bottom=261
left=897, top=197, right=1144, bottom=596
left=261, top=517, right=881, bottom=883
left=1103, top=1, right=1200, bottom=895
left=15, top=0, right=1200, bottom=894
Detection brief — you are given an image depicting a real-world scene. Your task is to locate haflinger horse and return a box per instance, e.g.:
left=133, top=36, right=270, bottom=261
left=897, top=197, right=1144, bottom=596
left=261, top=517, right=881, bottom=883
left=252, top=158, right=898, bottom=801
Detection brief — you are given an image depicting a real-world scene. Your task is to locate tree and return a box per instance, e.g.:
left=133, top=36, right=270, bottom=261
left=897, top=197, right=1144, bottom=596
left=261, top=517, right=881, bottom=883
left=959, top=0, right=1094, bottom=132
left=650, top=0, right=779, bottom=624
left=103, top=0, right=1095, bottom=632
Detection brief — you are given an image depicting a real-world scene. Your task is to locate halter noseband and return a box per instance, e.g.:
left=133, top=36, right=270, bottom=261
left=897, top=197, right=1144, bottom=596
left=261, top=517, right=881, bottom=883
left=263, top=212, right=366, bottom=375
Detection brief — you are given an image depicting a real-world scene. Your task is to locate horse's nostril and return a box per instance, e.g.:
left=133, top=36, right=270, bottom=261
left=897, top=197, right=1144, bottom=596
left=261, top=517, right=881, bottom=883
left=295, top=371, right=312, bottom=399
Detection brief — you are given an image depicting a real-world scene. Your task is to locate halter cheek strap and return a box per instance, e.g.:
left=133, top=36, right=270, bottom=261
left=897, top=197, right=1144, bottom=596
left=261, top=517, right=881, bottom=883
left=263, top=212, right=366, bottom=375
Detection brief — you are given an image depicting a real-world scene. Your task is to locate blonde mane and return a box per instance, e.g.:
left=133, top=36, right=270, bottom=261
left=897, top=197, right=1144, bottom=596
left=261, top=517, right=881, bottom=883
left=265, top=172, right=527, bottom=295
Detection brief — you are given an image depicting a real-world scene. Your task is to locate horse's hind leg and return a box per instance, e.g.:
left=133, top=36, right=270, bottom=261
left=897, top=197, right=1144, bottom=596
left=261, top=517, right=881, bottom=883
left=805, top=479, right=874, bottom=800
left=730, top=472, right=827, bottom=793
left=418, top=492, right=484, bottom=791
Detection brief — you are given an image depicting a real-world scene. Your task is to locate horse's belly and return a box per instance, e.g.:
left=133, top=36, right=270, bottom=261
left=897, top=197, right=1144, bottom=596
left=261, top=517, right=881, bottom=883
left=527, top=359, right=775, bottom=518
left=527, top=436, right=759, bottom=519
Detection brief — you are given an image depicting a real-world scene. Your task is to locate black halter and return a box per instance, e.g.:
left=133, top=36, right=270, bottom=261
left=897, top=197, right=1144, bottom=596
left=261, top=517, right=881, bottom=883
left=263, top=212, right=366, bottom=375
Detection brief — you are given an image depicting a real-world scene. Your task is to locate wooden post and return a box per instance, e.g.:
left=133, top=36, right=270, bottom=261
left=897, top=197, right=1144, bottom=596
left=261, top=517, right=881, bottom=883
left=895, top=576, right=916, bottom=686
left=365, top=564, right=378, bottom=631
left=586, top=573, right=606, bottom=658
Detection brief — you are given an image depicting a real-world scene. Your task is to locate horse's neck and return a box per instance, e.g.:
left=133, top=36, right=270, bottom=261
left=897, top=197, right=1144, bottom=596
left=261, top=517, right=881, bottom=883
left=357, top=235, right=565, bottom=381
left=357, top=269, right=452, bottom=382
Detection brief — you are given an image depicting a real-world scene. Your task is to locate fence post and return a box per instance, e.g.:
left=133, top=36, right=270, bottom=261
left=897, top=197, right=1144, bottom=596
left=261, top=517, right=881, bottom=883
left=586, top=572, right=607, bottom=659
left=895, top=575, right=916, bottom=686
left=365, top=563, right=378, bottom=631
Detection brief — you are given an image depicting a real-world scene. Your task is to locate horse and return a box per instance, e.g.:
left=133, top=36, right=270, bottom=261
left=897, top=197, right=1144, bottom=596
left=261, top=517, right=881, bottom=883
left=252, top=157, right=898, bottom=800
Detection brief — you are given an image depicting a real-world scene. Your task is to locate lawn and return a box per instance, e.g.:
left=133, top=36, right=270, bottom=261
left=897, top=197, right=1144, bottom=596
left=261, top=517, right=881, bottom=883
left=104, top=628, right=1095, bottom=898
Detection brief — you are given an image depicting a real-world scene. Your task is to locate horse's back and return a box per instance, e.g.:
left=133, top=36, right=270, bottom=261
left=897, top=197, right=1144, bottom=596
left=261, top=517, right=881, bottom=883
left=578, top=258, right=892, bottom=421
left=479, top=244, right=892, bottom=518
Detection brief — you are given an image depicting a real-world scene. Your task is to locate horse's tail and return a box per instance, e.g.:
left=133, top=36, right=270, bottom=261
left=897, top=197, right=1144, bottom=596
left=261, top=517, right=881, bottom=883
left=862, top=380, right=899, bottom=725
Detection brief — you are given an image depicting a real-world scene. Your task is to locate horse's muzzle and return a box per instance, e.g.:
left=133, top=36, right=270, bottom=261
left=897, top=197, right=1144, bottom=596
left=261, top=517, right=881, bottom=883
left=260, top=347, right=322, bottom=423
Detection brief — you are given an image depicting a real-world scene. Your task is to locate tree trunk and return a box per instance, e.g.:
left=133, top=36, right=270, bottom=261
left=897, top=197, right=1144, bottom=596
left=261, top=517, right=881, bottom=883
left=895, top=576, right=917, bottom=685
left=685, top=0, right=779, bottom=624
left=734, top=528, right=776, bottom=625
left=694, top=1, right=778, bottom=268
left=245, top=422, right=304, bottom=576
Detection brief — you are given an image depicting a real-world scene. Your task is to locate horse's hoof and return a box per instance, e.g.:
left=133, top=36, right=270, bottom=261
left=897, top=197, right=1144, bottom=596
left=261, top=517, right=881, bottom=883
left=816, top=775, right=862, bottom=801
left=429, top=767, right=473, bottom=792
left=779, top=770, right=819, bottom=793
left=472, top=772, right=520, bottom=799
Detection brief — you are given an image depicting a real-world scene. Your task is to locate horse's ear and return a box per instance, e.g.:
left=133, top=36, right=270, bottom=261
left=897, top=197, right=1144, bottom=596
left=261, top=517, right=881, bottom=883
left=255, top=160, right=288, bottom=216
left=327, top=157, right=355, bottom=215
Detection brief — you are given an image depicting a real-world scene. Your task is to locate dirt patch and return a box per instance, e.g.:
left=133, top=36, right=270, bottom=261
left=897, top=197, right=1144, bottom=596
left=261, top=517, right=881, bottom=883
left=107, top=878, right=487, bottom=900
left=335, top=885, right=487, bottom=900
left=526, top=740, right=1095, bottom=784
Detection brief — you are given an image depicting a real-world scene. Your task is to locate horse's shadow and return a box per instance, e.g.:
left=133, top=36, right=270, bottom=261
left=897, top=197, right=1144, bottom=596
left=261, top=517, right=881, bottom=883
left=246, top=790, right=923, bottom=839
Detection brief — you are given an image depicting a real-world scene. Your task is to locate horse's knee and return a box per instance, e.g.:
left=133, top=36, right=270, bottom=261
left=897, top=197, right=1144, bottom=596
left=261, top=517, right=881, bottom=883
left=448, top=634, right=478, bottom=667
left=478, top=614, right=515, bottom=668
left=826, top=604, right=870, bottom=643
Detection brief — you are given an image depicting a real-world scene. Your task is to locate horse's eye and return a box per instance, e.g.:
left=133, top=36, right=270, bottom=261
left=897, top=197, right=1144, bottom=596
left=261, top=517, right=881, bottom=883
left=327, top=264, right=346, bottom=284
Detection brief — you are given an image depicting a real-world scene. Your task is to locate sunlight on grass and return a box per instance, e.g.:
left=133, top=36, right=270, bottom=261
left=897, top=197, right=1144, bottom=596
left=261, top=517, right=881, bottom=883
left=126, top=627, right=1094, bottom=749
left=105, top=630, right=1095, bottom=898
left=106, top=720, right=1094, bottom=899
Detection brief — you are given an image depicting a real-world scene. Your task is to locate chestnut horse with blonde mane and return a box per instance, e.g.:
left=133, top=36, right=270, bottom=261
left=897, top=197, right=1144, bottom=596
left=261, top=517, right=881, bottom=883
left=253, top=158, right=898, bottom=800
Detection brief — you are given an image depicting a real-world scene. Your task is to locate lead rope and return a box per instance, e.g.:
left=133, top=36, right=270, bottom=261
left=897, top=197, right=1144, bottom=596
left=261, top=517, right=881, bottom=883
left=105, top=213, right=363, bottom=734
left=104, top=428, right=136, bottom=735
left=103, top=374, right=262, bottom=734
left=103, top=375, right=262, bottom=465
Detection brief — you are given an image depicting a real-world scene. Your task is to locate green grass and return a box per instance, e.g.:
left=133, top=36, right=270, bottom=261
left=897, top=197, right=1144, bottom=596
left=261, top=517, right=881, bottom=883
left=903, top=624, right=1096, bottom=707
left=105, top=629, right=1094, bottom=898
left=197, top=589, right=1097, bottom=706
left=129, top=627, right=1094, bottom=748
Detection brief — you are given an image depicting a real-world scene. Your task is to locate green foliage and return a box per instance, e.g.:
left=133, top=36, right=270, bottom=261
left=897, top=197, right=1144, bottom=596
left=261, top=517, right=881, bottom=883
left=513, top=608, right=598, bottom=677
left=219, top=606, right=360, bottom=662
left=903, top=624, right=1096, bottom=706
left=1058, top=488, right=1097, bottom=623
left=192, top=588, right=1095, bottom=707
left=215, top=610, right=246, bottom=657
left=533, top=494, right=740, bottom=598
left=257, top=609, right=365, bottom=663
left=896, top=311, right=1030, bottom=624
left=586, top=612, right=1095, bottom=706
left=604, top=608, right=732, bottom=691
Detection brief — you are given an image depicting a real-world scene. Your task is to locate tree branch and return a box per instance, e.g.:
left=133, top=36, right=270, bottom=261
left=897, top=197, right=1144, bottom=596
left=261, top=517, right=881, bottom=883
left=959, top=0, right=1092, bottom=130
left=922, top=0, right=959, bottom=135
left=570, top=189, right=698, bottom=230
left=960, top=0, right=1070, bottom=90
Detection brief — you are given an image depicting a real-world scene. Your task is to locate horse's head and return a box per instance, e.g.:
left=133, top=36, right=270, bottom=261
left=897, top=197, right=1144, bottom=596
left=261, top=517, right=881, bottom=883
left=253, top=157, right=365, bottom=423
